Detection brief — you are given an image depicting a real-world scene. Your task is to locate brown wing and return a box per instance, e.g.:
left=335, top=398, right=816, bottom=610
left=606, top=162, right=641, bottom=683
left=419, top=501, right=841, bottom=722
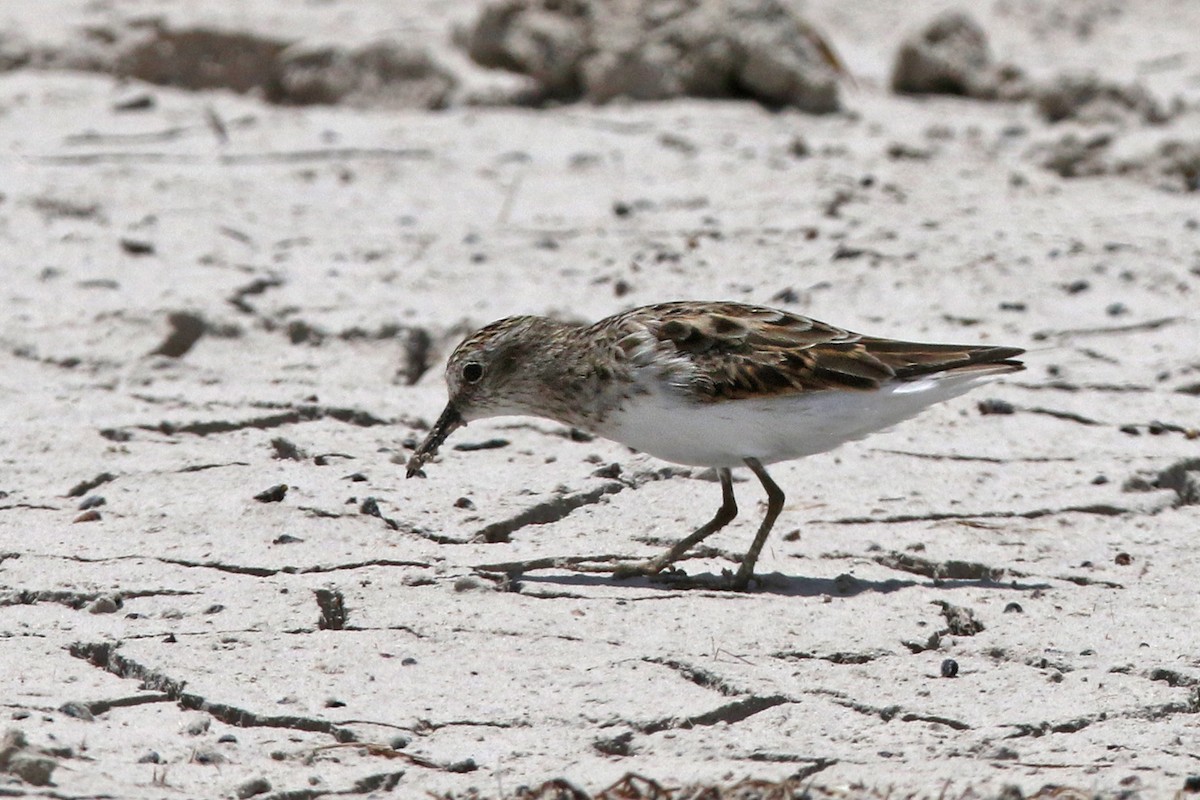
left=610, top=302, right=1024, bottom=402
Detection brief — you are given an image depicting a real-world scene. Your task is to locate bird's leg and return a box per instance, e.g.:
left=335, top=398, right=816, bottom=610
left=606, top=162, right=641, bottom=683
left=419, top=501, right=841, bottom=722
left=612, top=468, right=737, bottom=580
left=729, top=458, right=785, bottom=591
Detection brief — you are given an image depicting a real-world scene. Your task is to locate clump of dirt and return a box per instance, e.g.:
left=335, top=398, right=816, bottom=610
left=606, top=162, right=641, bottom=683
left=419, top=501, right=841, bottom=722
left=0, top=729, right=58, bottom=787
left=1036, top=134, right=1200, bottom=192
left=1125, top=458, right=1200, bottom=505
left=891, top=11, right=1024, bottom=99
left=1036, top=72, right=1170, bottom=125
left=113, top=24, right=289, bottom=95
left=891, top=12, right=1172, bottom=131
left=276, top=39, right=456, bottom=109
left=1037, top=132, right=1115, bottom=179
left=3, top=19, right=456, bottom=110
left=1125, top=139, right=1200, bottom=192
left=464, top=0, right=844, bottom=112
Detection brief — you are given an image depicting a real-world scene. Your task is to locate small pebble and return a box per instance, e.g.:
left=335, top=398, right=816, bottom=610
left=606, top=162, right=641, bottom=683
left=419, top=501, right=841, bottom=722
left=454, top=576, right=485, bottom=592
left=7, top=754, right=57, bottom=786
left=217, top=734, right=238, bottom=744
left=253, top=484, right=287, bottom=503
left=120, top=238, right=155, bottom=256
left=59, top=701, right=95, bottom=720
left=190, top=747, right=224, bottom=765
left=1115, top=552, right=1133, bottom=566
left=113, top=92, right=155, bottom=112
left=88, top=595, right=120, bottom=614
left=1003, top=602, right=1024, bottom=614
left=591, top=463, right=622, bottom=480
left=940, top=659, right=959, bottom=678
left=137, top=751, right=162, bottom=764
left=184, top=716, right=211, bottom=736
left=977, top=398, right=1014, bottom=415
left=236, top=778, right=271, bottom=799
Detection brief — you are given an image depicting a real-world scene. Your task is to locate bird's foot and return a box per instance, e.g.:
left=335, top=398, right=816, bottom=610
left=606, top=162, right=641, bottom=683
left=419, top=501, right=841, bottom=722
left=610, top=560, right=760, bottom=592
left=610, top=558, right=669, bottom=581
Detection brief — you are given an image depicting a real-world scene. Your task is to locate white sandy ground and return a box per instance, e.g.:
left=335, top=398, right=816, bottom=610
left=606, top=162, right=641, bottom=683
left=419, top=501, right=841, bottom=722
left=2, top=1, right=1200, bottom=797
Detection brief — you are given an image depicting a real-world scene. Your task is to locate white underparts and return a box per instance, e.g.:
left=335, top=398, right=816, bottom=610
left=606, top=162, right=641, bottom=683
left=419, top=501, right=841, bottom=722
left=591, top=369, right=1004, bottom=468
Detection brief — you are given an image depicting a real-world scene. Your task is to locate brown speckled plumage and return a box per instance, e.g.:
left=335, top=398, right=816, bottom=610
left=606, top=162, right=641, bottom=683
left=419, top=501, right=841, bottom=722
left=406, top=301, right=1024, bottom=590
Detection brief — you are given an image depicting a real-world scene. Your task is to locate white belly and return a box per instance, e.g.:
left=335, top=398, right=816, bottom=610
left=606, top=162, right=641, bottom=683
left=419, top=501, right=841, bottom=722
left=592, top=373, right=997, bottom=468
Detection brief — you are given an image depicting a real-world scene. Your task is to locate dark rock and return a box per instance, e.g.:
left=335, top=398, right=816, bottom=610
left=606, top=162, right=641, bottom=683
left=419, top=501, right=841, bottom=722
left=467, top=0, right=842, bottom=112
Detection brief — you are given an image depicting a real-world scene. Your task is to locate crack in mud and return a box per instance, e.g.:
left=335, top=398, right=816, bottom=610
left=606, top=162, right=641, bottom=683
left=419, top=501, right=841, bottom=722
left=1024, top=406, right=1103, bottom=426
left=69, top=642, right=358, bottom=742
left=635, top=694, right=790, bottom=734
left=413, top=718, right=521, bottom=732
left=0, top=503, right=60, bottom=512
left=227, top=275, right=285, bottom=314
left=473, top=554, right=635, bottom=574
left=808, top=688, right=971, bottom=730
left=471, top=468, right=681, bottom=544
left=1056, top=574, right=1124, bottom=589
left=743, top=754, right=838, bottom=780
left=0, top=588, right=195, bottom=610
left=771, top=649, right=888, bottom=665
left=474, top=481, right=627, bottom=543
left=125, top=404, right=391, bottom=437
left=872, top=551, right=1015, bottom=582
left=70, top=693, right=174, bottom=718
left=818, top=503, right=1132, bottom=525
left=177, top=461, right=252, bottom=473
left=874, top=449, right=1075, bottom=463
left=642, top=657, right=746, bottom=697
left=899, top=712, right=971, bottom=730
left=1015, top=380, right=1153, bottom=393
left=65, top=472, right=116, bottom=498
left=1031, top=316, right=1181, bottom=340
left=355, top=499, right=455, bottom=544
left=54, top=553, right=433, bottom=578
left=1006, top=693, right=1199, bottom=739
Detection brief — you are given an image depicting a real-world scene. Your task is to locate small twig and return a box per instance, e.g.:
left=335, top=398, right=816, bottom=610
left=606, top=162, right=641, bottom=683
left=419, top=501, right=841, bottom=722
left=474, top=554, right=631, bottom=573
left=311, top=742, right=440, bottom=769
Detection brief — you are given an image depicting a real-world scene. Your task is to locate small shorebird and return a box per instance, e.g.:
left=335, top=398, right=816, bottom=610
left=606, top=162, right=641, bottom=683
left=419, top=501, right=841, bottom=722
left=407, top=301, right=1023, bottom=590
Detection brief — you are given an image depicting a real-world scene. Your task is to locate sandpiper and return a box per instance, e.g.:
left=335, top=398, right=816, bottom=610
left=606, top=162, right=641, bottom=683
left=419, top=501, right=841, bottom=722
left=407, top=301, right=1023, bottom=589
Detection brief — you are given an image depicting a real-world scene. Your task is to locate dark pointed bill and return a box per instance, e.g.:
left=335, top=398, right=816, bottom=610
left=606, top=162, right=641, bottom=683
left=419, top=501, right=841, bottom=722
left=406, top=404, right=464, bottom=478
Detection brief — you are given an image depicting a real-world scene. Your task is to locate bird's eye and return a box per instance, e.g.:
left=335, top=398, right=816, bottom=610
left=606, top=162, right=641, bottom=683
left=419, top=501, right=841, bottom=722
left=462, top=361, right=484, bottom=383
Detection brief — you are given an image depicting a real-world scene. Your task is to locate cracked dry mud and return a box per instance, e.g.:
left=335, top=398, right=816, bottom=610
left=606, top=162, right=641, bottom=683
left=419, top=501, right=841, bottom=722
left=2, top=0, right=1200, bottom=798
